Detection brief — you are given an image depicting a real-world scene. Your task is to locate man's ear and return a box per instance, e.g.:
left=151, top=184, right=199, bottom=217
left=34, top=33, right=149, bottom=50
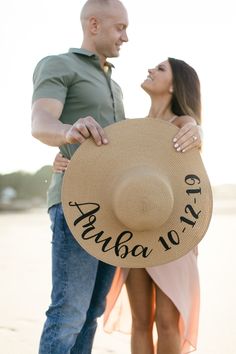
left=88, top=16, right=101, bottom=34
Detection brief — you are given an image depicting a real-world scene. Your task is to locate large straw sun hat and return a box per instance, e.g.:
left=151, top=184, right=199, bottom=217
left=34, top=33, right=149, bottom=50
left=62, top=118, right=213, bottom=267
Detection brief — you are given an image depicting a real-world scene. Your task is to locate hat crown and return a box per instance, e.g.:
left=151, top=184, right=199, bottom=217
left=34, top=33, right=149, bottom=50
left=112, top=166, right=174, bottom=231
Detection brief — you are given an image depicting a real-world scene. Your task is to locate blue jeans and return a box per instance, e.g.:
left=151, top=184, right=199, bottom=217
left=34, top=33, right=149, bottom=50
left=39, top=204, right=116, bottom=354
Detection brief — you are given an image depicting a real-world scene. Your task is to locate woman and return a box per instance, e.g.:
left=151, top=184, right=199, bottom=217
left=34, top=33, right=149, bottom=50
left=54, top=57, right=202, bottom=354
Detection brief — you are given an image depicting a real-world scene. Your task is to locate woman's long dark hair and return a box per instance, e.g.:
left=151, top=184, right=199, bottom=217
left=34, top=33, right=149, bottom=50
left=168, top=58, right=201, bottom=125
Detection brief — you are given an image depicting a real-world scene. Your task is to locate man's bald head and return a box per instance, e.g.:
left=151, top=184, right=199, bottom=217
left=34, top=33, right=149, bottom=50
left=80, top=0, right=125, bottom=30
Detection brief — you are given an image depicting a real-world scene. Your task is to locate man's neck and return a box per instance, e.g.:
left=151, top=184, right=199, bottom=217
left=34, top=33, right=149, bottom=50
left=81, top=42, right=106, bottom=68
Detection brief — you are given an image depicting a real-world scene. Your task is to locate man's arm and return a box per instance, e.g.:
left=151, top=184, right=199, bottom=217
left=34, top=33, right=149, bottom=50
left=31, top=98, right=69, bottom=146
left=31, top=98, right=109, bottom=147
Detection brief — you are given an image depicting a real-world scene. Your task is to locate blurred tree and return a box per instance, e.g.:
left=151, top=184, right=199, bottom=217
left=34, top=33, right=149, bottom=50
left=0, top=166, right=53, bottom=201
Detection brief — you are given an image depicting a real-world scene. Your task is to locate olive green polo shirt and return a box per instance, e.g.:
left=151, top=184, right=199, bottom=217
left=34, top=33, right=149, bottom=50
left=32, top=48, right=125, bottom=209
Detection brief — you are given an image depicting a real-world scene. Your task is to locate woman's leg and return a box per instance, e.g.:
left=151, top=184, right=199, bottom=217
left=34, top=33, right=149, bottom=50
left=126, top=268, right=155, bottom=354
left=155, top=285, right=181, bottom=354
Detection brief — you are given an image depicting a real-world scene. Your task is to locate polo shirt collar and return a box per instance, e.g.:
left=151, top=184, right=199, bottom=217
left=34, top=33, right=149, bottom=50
left=69, top=48, right=96, bottom=57
left=68, top=48, right=114, bottom=68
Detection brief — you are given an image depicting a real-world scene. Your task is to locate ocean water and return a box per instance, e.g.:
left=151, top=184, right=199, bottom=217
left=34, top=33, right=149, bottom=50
left=0, top=202, right=235, bottom=354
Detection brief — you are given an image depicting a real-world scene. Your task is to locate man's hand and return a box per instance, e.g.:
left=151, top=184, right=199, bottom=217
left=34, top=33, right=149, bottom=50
left=66, top=116, right=108, bottom=146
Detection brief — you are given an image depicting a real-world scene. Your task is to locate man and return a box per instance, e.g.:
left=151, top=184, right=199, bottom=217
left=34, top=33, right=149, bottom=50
left=31, top=0, right=129, bottom=353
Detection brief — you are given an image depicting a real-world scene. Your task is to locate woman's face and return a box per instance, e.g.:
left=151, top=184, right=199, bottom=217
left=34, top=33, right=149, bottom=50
left=141, top=60, right=173, bottom=96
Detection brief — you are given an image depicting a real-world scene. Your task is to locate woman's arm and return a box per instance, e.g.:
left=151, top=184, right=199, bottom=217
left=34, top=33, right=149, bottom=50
left=53, top=153, right=70, bottom=173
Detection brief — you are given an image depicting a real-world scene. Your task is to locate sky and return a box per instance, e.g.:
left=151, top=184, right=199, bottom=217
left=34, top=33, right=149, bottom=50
left=1, top=0, right=236, bottom=186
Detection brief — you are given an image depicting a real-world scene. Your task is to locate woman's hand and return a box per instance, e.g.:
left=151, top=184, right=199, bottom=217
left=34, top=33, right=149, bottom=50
left=53, top=153, right=70, bottom=173
left=173, top=121, right=202, bottom=153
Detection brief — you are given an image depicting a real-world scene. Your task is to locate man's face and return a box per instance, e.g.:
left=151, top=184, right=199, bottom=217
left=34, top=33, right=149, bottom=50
left=95, top=3, right=129, bottom=58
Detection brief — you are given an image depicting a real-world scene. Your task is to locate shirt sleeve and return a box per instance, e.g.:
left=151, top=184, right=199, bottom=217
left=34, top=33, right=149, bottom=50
left=32, top=55, right=72, bottom=104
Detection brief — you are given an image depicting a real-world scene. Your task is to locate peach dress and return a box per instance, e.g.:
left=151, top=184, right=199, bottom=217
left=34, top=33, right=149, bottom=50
left=103, top=248, right=200, bottom=354
left=103, top=116, right=200, bottom=353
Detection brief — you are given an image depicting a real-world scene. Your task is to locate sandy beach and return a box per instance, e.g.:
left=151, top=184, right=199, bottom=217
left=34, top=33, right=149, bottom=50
left=0, top=199, right=236, bottom=354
